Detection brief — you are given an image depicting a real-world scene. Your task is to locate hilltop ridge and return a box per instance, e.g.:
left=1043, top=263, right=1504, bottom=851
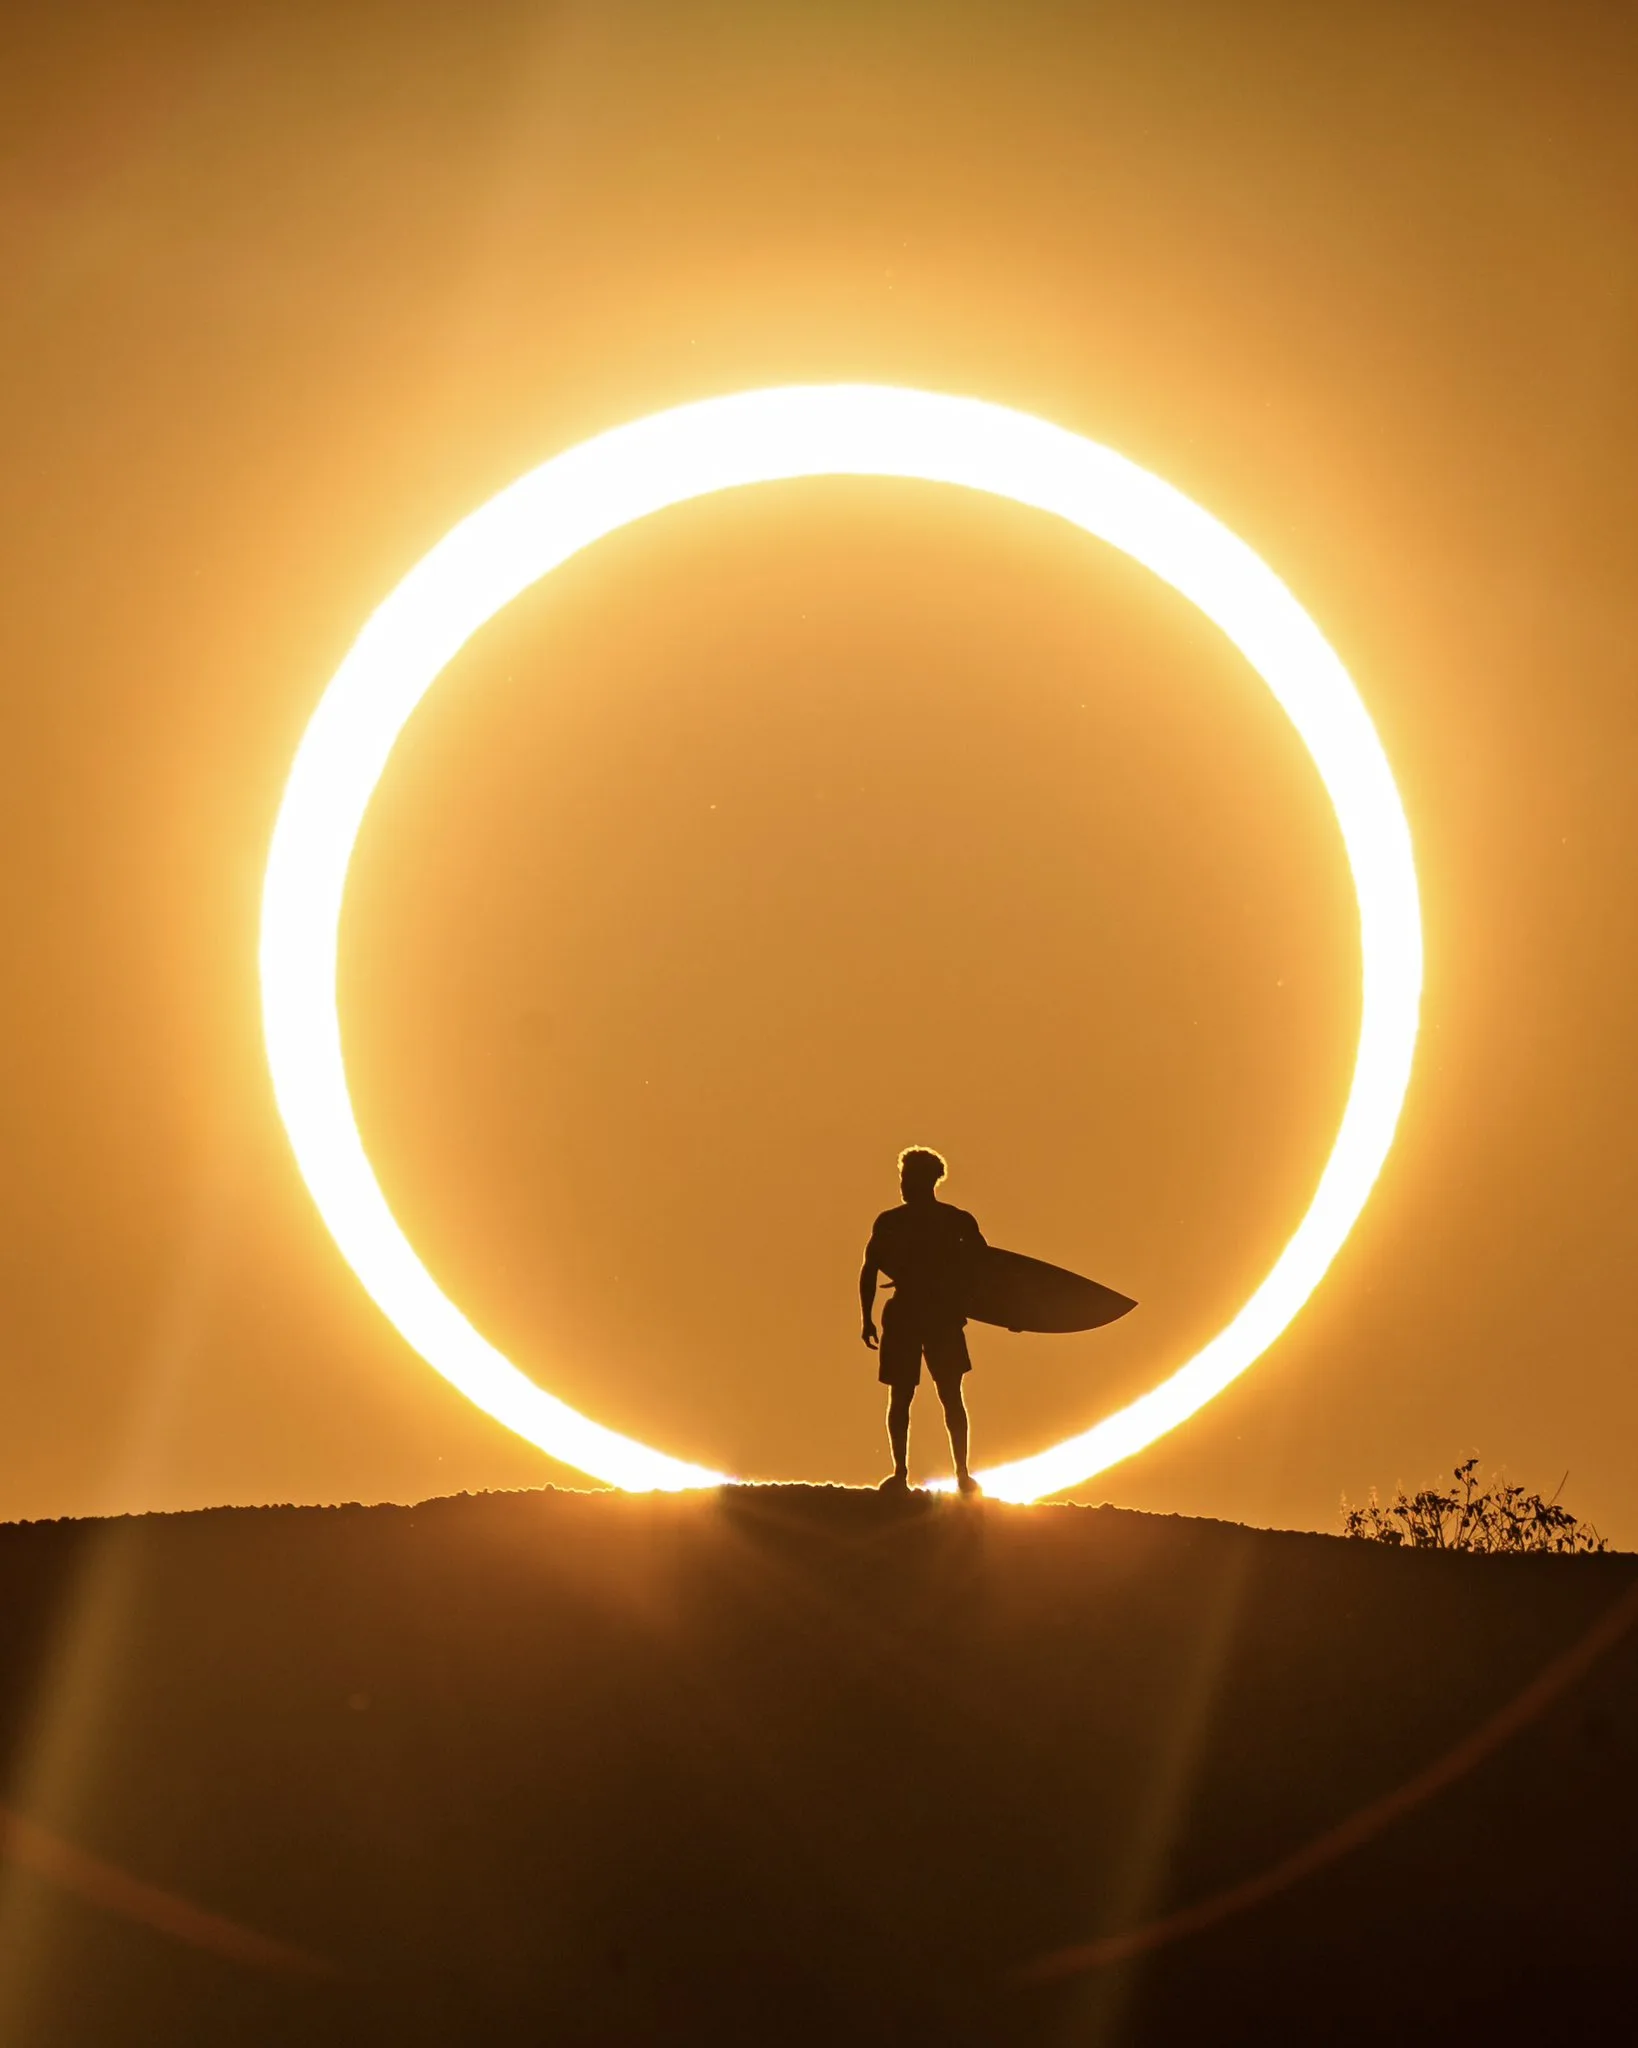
left=0, top=1485, right=1634, bottom=2045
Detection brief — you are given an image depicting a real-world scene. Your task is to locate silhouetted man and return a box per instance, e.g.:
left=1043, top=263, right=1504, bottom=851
left=859, top=1147, right=984, bottom=1495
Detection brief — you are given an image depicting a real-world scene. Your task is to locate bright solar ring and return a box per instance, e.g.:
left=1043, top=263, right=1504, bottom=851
left=260, top=385, right=1422, bottom=1501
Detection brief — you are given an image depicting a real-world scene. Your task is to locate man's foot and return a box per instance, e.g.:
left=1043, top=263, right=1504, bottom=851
left=956, top=1472, right=983, bottom=1497
left=878, top=1472, right=910, bottom=1493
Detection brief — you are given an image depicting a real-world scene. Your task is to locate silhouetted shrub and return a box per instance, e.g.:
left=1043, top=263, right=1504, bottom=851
left=1341, top=1456, right=1606, bottom=1554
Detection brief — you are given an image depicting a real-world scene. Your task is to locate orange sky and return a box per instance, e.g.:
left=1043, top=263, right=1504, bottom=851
left=2, top=0, right=1635, bottom=1537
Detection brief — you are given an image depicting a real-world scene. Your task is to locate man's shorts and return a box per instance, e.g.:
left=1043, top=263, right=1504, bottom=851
left=877, top=1301, right=972, bottom=1391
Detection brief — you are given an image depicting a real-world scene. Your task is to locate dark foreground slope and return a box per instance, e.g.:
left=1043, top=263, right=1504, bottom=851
left=0, top=1487, right=1635, bottom=2047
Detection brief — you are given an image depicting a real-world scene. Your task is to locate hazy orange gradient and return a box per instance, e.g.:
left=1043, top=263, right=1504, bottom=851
left=1, top=0, right=1635, bottom=1535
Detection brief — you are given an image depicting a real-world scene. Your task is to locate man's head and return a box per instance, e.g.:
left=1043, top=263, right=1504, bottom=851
left=898, top=1147, right=947, bottom=1203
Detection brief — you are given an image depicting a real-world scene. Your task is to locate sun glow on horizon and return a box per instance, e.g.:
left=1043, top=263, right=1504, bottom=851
left=259, top=384, right=1422, bottom=1502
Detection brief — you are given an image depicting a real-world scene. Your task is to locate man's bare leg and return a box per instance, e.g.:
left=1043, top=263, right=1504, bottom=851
left=884, top=1384, right=913, bottom=1487
left=938, top=1379, right=980, bottom=1494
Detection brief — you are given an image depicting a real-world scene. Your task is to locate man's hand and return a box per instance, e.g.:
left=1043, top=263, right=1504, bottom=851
left=861, top=1321, right=879, bottom=1350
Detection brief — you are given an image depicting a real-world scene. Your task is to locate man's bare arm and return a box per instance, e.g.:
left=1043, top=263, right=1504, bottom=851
left=859, top=1256, right=879, bottom=1348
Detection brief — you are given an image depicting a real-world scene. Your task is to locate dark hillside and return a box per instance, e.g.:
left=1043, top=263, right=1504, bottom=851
left=0, top=1487, right=1634, bottom=2045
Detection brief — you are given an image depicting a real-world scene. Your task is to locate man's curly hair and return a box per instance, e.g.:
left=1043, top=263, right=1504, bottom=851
left=897, top=1146, right=947, bottom=1192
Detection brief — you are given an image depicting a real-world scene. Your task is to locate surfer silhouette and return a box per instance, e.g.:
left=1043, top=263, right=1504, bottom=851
left=859, top=1147, right=984, bottom=1495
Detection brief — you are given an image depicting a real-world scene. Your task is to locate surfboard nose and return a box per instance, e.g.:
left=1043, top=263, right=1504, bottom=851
left=962, top=1247, right=1136, bottom=1335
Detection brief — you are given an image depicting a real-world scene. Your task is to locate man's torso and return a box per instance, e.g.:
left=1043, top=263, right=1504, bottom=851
left=867, top=1201, right=984, bottom=1329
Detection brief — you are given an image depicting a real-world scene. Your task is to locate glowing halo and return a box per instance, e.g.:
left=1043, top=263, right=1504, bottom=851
left=261, top=385, right=1421, bottom=1502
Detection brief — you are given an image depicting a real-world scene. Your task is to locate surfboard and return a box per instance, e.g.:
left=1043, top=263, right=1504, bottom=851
left=960, top=1247, right=1136, bottom=1334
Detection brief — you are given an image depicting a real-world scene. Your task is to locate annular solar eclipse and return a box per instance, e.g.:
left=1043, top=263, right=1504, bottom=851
left=260, top=385, right=1422, bottom=1502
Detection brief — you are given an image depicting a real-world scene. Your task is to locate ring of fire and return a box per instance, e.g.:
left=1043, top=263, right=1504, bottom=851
left=260, top=385, right=1422, bottom=1502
